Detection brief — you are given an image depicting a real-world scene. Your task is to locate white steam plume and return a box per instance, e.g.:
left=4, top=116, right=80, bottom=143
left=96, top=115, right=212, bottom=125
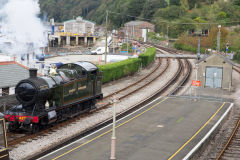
left=0, top=0, right=48, bottom=55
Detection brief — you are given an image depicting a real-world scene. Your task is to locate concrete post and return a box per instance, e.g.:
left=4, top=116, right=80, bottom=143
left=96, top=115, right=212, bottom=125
left=84, top=37, right=88, bottom=46
left=66, top=36, right=70, bottom=46
left=58, top=37, right=61, bottom=46
left=76, top=36, right=79, bottom=46
left=3, top=103, right=6, bottom=112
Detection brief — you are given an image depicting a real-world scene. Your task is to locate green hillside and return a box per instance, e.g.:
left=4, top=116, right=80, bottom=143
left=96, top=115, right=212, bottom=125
left=40, top=0, right=240, bottom=35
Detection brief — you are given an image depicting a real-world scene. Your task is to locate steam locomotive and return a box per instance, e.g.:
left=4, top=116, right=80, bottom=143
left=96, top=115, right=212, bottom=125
left=4, top=61, right=103, bottom=133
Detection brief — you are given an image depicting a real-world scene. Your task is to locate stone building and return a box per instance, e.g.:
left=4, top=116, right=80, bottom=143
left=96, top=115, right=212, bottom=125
left=49, top=17, right=97, bottom=47
left=196, top=53, right=234, bottom=90
left=64, top=17, right=95, bottom=35
left=124, top=21, right=155, bottom=41
left=0, top=61, right=30, bottom=96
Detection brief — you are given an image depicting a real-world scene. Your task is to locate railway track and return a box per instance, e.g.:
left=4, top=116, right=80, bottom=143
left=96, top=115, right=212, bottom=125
left=233, top=65, right=240, bottom=74
left=216, top=119, right=240, bottom=160
left=7, top=45, right=192, bottom=158
left=215, top=65, right=240, bottom=160
left=7, top=57, right=169, bottom=147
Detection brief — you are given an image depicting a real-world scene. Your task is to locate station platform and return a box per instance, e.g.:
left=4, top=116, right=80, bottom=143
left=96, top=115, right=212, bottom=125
left=38, top=97, right=233, bottom=160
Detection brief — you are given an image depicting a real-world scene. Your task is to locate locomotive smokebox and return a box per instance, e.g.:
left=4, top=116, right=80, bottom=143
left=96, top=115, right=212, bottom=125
left=29, top=68, right=38, bottom=78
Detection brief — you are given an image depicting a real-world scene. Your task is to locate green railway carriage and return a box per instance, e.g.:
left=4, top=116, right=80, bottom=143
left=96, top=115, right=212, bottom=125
left=4, top=61, right=103, bottom=133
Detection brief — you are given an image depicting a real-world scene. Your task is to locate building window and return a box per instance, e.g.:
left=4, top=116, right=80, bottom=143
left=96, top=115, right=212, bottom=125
left=2, top=88, right=9, bottom=96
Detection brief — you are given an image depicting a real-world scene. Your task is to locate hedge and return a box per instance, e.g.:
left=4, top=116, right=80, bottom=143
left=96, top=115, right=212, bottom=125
left=98, top=47, right=156, bottom=83
left=138, top=47, right=156, bottom=67
left=98, top=58, right=141, bottom=83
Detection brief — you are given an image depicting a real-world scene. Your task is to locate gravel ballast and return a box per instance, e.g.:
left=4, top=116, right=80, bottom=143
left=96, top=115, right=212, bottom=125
left=9, top=58, right=180, bottom=160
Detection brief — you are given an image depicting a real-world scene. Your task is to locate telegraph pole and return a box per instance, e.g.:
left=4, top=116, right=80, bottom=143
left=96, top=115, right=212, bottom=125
left=127, top=28, right=129, bottom=55
left=105, top=10, right=109, bottom=64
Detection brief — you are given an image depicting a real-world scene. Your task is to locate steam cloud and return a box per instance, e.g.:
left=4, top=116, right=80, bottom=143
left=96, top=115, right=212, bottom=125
left=0, top=0, right=48, bottom=55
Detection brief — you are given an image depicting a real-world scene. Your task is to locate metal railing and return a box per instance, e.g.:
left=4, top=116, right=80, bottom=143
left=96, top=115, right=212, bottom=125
left=168, top=86, right=224, bottom=102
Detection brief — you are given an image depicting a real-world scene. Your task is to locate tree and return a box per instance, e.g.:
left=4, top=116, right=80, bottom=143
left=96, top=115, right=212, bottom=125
left=234, top=0, right=240, bottom=5
left=170, top=0, right=180, bottom=6
left=188, top=0, right=198, bottom=9
left=154, top=5, right=183, bottom=20
left=180, top=0, right=189, bottom=12
left=142, top=0, right=168, bottom=19
left=127, top=0, right=146, bottom=19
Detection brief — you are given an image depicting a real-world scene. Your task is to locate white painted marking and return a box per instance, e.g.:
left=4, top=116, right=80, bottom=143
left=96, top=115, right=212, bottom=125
left=157, top=125, right=164, bottom=128
left=183, top=103, right=234, bottom=160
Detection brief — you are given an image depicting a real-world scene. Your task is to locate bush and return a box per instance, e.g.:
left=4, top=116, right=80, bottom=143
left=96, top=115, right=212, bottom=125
left=98, top=47, right=156, bottom=83
left=147, top=32, right=166, bottom=41
left=121, top=43, right=133, bottom=53
left=174, top=43, right=205, bottom=53
left=234, top=51, right=240, bottom=62
left=138, top=47, right=156, bottom=67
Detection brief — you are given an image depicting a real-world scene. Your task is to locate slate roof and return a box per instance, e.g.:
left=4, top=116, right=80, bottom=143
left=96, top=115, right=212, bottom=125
left=0, top=62, right=29, bottom=88
left=125, top=21, right=146, bottom=26
left=196, top=53, right=235, bottom=66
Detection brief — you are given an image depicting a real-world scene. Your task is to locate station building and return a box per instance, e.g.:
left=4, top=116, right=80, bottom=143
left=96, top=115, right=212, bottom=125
left=49, top=17, right=98, bottom=47
left=196, top=53, right=234, bottom=90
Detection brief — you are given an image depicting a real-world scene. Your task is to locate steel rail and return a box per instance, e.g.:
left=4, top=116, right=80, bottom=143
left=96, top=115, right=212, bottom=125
left=216, top=120, right=240, bottom=160
left=7, top=58, right=166, bottom=147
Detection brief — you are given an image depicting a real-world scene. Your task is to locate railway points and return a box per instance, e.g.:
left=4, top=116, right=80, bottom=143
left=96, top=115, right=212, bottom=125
left=37, top=97, right=233, bottom=160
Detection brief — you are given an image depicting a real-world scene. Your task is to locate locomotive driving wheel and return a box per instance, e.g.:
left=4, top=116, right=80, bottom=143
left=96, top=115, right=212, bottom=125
left=8, top=122, right=20, bottom=132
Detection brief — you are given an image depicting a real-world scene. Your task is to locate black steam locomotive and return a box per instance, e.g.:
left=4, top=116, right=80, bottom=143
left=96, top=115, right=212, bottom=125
left=4, top=61, right=103, bottom=133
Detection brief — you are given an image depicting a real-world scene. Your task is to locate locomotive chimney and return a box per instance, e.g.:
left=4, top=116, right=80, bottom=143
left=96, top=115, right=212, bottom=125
left=29, top=68, right=38, bottom=78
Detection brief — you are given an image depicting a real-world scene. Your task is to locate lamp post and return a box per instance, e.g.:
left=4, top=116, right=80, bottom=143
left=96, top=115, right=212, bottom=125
left=110, top=95, right=117, bottom=160
left=166, top=24, right=169, bottom=48
left=194, top=63, right=199, bottom=101
left=197, top=34, right=201, bottom=60
left=217, top=25, right=221, bottom=53
left=195, top=28, right=202, bottom=60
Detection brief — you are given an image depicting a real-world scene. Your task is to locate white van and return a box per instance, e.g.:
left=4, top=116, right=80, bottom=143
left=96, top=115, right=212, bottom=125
left=91, top=47, right=108, bottom=55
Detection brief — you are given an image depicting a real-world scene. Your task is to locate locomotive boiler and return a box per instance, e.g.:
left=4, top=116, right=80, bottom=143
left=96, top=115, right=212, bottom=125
left=4, top=61, right=103, bottom=133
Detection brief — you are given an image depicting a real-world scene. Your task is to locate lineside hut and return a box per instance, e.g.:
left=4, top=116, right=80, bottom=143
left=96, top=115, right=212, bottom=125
left=197, top=53, right=234, bottom=90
